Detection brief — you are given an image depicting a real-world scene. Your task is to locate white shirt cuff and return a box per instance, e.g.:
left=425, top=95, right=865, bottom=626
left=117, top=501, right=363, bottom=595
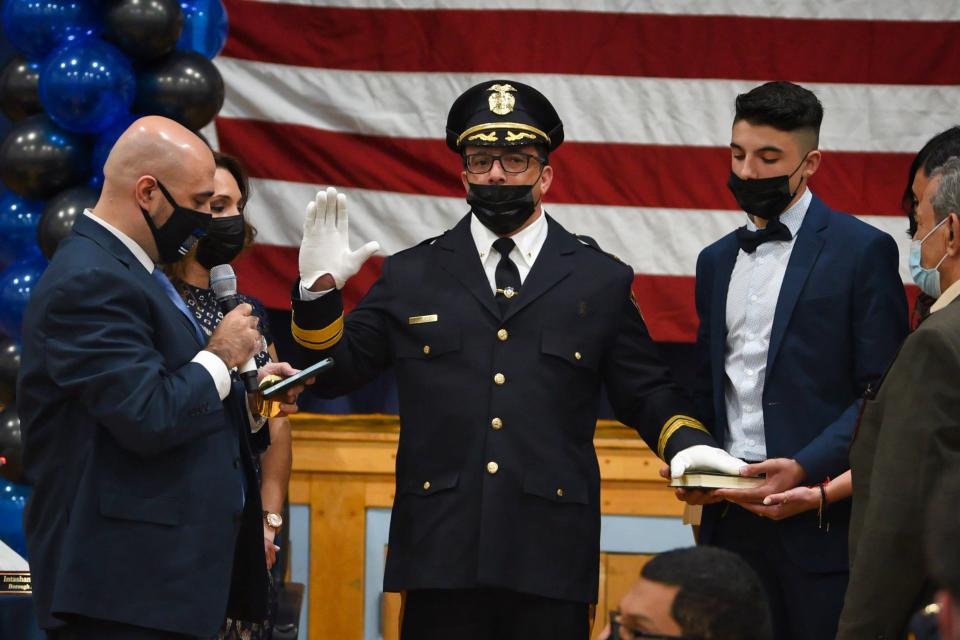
left=298, top=281, right=334, bottom=301
left=192, top=350, right=232, bottom=400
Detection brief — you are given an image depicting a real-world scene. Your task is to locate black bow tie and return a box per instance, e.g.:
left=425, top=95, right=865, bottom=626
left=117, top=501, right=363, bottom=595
left=735, top=219, right=792, bottom=254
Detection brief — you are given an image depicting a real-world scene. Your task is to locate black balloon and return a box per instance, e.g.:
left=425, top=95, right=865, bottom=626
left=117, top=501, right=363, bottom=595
left=0, top=406, right=19, bottom=450
left=0, top=407, right=22, bottom=483
left=0, top=55, right=42, bottom=122
left=0, top=115, right=92, bottom=200
left=134, top=50, right=224, bottom=131
left=103, top=0, right=184, bottom=62
left=38, top=185, right=100, bottom=259
left=0, top=340, right=20, bottom=406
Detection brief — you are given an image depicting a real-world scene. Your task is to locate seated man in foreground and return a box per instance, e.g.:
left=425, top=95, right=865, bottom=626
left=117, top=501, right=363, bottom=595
left=598, top=546, right=772, bottom=640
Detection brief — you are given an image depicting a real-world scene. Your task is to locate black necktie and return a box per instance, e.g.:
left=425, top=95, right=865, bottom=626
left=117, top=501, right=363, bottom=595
left=492, top=237, right=521, bottom=315
left=735, top=218, right=793, bottom=254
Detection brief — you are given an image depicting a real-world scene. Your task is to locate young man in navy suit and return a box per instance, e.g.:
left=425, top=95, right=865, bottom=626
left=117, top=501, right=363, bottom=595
left=688, top=82, right=908, bottom=639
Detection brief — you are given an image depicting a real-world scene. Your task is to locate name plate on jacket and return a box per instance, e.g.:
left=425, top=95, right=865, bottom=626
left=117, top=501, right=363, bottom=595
left=408, top=315, right=438, bottom=325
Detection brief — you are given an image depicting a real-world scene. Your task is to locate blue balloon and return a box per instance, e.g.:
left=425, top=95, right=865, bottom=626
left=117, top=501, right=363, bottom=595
left=0, top=480, right=29, bottom=558
left=177, top=0, right=228, bottom=59
left=0, top=192, right=44, bottom=267
left=2, top=0, right=101, bottom=60
left=40, top=40, right=136, bottom=134
left=92, top=113, right=139, bottom=185
left=0, top=248, right=47, bottom=340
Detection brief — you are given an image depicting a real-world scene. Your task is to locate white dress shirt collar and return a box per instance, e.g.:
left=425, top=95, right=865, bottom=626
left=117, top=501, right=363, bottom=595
left=470, top=210, right=548, bottom=270
left=84, top=209, right=155, bottom=273
left=744, top=187, right=812, bottom=237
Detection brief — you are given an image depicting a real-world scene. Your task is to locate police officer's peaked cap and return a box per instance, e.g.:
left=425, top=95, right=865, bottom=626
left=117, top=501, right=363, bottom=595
left=446, top=80, right=564, bottom=153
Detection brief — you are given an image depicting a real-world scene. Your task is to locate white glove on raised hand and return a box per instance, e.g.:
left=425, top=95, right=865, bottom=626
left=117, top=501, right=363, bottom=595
left=299, top=186, right=380, bottom=289
left=669, top=445, right=746, bottom=479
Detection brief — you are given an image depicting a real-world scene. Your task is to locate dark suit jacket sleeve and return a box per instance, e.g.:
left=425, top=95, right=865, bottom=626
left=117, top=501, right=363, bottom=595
left=290, top=260, right=393, bottom=397
left=838, top=328, right=959, bottom=639
left=602, top=270, right=718, bottom=462
left=793, top=231, right=908, bottom=482
left=42, top=267, right=226, bottom=457
left=693, top=249, right=717, bottom=431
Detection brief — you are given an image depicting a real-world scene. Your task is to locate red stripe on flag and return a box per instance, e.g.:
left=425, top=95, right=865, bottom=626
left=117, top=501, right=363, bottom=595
left=234, top=244, right=384, bottom=313
left=222, top=1, right=960, bottom=85
left=217, top=117, right=913, bottom=215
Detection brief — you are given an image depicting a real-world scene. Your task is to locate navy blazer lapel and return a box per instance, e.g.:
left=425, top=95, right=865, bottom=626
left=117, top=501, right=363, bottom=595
left=501, top=215, right=575, bottom=323
left=435, top=213, right=501, bottom=320
left=73, top=215, right=206, bottom=347
left=767, top=197, right=829, bottom=373
left=72, top=214, right=136, bottom=269
left=710, top=235, right=740, bottom=397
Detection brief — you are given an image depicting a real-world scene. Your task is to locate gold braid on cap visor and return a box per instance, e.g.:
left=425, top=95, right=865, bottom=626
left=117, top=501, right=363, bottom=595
left=456, top=122, right=551, bottom=147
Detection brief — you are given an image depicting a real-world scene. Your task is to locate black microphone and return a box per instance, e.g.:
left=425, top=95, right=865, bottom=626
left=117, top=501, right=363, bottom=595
left=209, top=264, right=260, bottom=393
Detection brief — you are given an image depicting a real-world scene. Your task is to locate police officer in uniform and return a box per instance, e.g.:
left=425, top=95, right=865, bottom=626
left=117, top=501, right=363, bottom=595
left=291, top=80, right=743, bottom=639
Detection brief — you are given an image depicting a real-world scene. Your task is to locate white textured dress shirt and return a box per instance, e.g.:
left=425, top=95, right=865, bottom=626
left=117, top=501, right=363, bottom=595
left=723, top=189, right=812, bottom=460
left=83, top=210, right=231, bottom=401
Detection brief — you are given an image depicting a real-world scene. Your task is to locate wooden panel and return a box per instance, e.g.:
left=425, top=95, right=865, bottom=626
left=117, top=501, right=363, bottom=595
left=366, top=479, right=397, bottom=509
left=288, top=471, right=311, bottom=503
left=309, top=475, right=366, bottom=639
left=600, top=483, right=684, bottom=517
left=289, top=414, right=685, bottom=639
left=594, top=553, right=655, bottom=639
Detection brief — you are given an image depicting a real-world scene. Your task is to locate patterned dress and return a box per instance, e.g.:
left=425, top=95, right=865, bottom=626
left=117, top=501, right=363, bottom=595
left=174, top=280, right=277, bottom=640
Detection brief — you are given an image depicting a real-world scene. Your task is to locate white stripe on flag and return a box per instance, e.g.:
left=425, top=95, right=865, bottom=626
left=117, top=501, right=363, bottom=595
left=247, top=178, right=914, bottom=281
left=217, top=58, right=960, bottom=153
left=243, top=0, right=960, bottom=22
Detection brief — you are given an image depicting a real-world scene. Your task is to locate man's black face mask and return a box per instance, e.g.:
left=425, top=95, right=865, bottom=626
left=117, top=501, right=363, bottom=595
left=465, top=161, right=546, bottom=235
left=726, top=154, right=808, bottom=220
left=140, top=180, right=211, bottom=264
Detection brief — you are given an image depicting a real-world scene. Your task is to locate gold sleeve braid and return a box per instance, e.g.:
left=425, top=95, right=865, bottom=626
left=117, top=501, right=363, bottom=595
left=657, top=415, right=711, bottom=459
left=291, top=313, right=344, bottom=350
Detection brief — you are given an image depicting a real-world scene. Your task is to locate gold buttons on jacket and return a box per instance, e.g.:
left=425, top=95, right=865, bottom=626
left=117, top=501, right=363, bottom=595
left=422, top=345, right=431, bottom=355
left=494, top=373, right=505, bottom=385
left=423, top=481, right=431, bottom=490
left=491, top=417, right=503, bottom=430
left=486, top=461, right=499, bottom=474
left=556, top=488, right=564, bottom=498
left=574, top=352, right=582, bottom=360
left=497, top=329, right=508, bottom=341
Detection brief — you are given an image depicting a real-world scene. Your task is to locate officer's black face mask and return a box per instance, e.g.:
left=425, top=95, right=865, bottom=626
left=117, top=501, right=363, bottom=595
left=140, top=180, right=211, bottom=264
left=466, top=166, right=545, bottom=236
left=726, top=154, right=808, bottom=220
left=196, top=214, right=246, bottom=270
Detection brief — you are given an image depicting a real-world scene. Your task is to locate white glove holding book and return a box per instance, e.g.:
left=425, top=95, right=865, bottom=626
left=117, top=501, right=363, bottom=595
left=670, top=445, right=746, bottom=479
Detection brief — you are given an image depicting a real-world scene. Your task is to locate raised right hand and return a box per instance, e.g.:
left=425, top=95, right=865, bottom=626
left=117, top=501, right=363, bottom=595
left=206, top=303, right=260, bottom=369
left=299, top=186, right=380, bottom=290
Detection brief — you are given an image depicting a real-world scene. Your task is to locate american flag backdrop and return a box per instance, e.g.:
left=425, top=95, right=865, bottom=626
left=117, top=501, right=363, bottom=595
left=218, top=0, right=960, bottom=346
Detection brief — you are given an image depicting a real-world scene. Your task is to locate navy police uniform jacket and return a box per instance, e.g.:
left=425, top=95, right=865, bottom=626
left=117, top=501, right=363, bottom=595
left=291, top=213, right=715, bottom=603
left=17, top=215, right=268, bottom=635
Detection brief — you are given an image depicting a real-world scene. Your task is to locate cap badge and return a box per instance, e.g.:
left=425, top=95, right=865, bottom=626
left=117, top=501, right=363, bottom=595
left=488, top=84, right=517, bottom=115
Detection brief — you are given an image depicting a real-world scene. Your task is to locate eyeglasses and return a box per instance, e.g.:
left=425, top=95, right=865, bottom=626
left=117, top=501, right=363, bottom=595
left=463, top=151, right=545, bottom=174
left=609, top=610, right=702, bottom=640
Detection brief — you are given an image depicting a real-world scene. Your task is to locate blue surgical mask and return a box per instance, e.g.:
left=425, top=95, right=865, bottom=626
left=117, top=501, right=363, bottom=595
left=910, top=216, right=950, bottom=298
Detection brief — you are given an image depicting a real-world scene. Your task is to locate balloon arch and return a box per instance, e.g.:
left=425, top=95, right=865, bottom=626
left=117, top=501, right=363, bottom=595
left=0, top=0, right=229, bottom=491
